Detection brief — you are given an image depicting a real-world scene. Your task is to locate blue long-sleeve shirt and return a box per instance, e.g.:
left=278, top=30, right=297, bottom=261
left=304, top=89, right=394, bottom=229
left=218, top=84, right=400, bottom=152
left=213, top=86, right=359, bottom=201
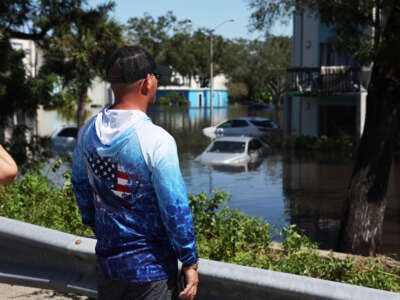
left=71, top=108, right=198, bottom=282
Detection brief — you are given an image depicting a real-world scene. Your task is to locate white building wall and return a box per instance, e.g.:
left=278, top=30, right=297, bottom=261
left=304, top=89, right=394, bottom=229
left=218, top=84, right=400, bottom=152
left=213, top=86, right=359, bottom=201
left=292, top=9, right=319, bottom=67
left=302, top=11, right=319, bottom=67
left=292, top=12, right=302, bottom=66
left=169, top=73, right=228, bottom=89
left=36, top=107, right=72, bottom=137
left=10, top=39, right=40, bottom=77
left=87, top=77, right=112, bottom=112
left=291, top=97, right=301, bottom=135
left=301, top=97, right=318, bottom=135
left=289, top=97, right=318, bottom=136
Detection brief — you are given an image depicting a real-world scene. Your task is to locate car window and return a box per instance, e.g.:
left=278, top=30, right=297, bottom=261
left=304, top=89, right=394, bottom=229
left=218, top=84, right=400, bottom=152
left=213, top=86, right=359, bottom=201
left=218, top=120, right=248, bottom=128
left=250, top=120, right=275, bottom=128
left=218, top=121, right=233, bottom=128
left=207, top=141, right=246, bottom=153
left=248, top=139, right=262, bottom=151
left=58, top=127, right=77, bottom=138
left=232, top=120, right=249, bottom=127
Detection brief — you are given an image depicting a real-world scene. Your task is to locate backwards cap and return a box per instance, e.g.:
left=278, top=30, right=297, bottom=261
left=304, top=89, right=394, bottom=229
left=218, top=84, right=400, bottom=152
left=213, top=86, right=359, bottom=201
left=106, top=45, right=171, bottom=83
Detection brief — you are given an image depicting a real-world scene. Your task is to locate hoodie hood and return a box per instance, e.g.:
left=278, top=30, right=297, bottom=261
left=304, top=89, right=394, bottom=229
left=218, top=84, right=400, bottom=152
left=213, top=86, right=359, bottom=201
left=95, top=107, right=149, bottom=145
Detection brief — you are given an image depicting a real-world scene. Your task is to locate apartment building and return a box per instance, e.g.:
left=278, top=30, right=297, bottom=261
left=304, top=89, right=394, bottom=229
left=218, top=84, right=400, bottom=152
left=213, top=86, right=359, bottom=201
left=284, top=9, right=371, bottom=138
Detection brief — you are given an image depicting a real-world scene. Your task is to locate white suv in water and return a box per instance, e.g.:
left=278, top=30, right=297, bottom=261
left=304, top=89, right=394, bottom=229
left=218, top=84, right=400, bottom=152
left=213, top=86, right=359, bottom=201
left=202, top=117, right=278, bottom=139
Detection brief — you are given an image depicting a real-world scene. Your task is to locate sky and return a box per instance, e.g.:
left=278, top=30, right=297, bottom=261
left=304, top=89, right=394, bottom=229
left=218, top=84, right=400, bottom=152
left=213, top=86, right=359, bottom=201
left=88, top=0, right=292, bottom=40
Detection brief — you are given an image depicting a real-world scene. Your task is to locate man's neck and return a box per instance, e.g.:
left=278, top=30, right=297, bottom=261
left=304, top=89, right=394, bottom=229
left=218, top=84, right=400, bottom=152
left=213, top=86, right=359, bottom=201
left=112, top=95, right=148, bottom=113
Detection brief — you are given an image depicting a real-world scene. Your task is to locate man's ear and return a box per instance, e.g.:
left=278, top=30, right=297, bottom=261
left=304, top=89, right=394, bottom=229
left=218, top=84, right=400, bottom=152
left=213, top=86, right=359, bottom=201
left=140, top=74, right=153, bottom=96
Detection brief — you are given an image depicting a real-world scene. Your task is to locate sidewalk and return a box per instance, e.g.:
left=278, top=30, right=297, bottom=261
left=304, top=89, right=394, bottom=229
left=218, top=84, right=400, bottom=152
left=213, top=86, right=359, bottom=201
left=0, top=283, right=88, bottom=299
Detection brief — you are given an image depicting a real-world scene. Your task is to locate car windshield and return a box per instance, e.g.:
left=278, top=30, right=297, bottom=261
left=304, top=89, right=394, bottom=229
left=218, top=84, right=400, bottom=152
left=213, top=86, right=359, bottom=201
left=207, top=141, right=246, bottom=153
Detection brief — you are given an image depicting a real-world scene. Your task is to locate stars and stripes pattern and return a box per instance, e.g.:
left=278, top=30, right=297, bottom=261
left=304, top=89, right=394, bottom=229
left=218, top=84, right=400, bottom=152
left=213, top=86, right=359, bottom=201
left=88, top=153, right=134, bottom=199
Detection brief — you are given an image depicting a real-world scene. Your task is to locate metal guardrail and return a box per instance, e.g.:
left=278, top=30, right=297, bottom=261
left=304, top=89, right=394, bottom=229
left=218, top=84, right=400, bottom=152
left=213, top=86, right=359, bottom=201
left=0, top=216, right=399, bottom=300
left=0, top=216, right=97, bottom=298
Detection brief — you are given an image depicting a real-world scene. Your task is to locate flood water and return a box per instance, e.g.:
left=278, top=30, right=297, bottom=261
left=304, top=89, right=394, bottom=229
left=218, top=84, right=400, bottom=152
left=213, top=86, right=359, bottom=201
left=148, top=105, right=400, bottom=258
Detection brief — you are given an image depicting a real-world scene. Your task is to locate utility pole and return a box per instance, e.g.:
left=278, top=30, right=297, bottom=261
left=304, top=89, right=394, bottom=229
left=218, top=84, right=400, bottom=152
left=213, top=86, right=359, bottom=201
left=208, top=19, right=234, bottom=126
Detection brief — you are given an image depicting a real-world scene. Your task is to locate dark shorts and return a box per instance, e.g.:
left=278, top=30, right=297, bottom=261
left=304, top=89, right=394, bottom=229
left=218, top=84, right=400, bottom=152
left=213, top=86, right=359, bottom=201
left=97, top=276, right=178, bottom=300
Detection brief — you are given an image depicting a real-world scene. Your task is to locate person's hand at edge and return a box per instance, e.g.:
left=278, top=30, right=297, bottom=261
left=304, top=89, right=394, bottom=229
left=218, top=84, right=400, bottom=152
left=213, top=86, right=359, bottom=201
left=0, top=145, right=18, bottom=185
left=179, top=265, right=199, bottom=300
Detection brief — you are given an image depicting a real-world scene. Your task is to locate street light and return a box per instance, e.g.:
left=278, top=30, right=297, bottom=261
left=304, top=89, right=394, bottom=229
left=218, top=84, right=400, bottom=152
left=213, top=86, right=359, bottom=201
left=209, top=19, right=234, bottom=125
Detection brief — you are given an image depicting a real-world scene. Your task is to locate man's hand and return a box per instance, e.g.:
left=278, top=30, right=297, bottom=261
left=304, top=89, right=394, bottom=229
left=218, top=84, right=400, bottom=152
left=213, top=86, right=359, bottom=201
left=179, top=266, right=199, bottom=300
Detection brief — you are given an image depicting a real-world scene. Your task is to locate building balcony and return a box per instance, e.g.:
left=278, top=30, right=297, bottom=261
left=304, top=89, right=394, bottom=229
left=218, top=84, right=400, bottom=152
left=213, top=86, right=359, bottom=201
left=287, top=66, right=367, bottom=96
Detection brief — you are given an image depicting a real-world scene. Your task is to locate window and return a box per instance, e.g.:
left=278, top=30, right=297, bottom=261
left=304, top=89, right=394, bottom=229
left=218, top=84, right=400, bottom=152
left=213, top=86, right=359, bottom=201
left=208, top=141, right=246, bottom=153
left=251, top=120, right=276, bottom=128
left=58, top=127, right=78, bottom=138
left=219, top=120, right=249, bottom=129
left=320, top=43, right=353, bottom=66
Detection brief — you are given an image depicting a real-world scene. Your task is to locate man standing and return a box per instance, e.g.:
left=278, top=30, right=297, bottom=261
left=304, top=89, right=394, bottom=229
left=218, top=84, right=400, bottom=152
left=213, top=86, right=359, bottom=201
left=72, top=45, right=199, bottom=300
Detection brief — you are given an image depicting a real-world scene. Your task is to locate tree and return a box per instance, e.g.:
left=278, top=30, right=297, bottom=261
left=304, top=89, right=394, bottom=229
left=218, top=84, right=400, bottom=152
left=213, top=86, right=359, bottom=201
left=247, top=0, right=400, bottom=256
left=126, top=12, right=291, bottom=104
left=1, top=1, right=124, bottom=132
left=126, top=12, right=211, bottom=85
left=39, top=2, right=123, bottom=128
left=0, top=0, right=78, bottom=164
left=221, top=37, right=291, bottom=105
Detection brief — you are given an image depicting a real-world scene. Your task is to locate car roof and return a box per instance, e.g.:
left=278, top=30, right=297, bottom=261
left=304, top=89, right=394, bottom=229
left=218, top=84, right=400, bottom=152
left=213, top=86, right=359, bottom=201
left=213, top=136, right=254, bottom=142
left=228, top=116, right=270, bottom=121
left=51, top=125, right=77, bottom=136
left=216, top=117, right=272, bottom=125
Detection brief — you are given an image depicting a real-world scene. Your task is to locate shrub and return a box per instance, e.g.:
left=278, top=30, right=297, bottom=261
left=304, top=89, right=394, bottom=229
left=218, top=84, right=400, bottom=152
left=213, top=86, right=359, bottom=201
left=0, top=171, right=91, bottom=236
left=157, top=92, right=189, bottom=106
left=189, top=191, right=271, bottom=262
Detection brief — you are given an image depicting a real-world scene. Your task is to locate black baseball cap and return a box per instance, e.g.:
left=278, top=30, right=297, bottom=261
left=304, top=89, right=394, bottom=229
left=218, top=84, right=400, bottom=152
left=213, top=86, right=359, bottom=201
left=106, top=45, right=172, bottom=83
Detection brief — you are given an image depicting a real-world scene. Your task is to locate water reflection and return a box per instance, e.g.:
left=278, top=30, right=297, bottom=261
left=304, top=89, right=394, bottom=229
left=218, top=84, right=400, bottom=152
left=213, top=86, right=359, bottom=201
left=209, top=159, right=265, bottom=173
left=282, top=156, right=400, bottom=258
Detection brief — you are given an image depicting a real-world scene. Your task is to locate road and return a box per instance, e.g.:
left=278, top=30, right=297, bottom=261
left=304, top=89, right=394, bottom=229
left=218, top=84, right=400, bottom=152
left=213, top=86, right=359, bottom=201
left=0, top=283, right=88, bottom=299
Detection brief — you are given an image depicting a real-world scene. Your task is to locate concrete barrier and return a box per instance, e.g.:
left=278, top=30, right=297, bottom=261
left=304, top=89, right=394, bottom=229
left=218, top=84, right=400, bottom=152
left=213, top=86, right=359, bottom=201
left=0, top=217, right=399, bottom=300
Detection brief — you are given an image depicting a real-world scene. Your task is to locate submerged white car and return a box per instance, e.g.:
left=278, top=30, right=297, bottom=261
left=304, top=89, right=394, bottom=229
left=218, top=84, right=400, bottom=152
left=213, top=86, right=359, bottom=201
left=195, top=136, right=270, bottom=166
left=202, top=117, right=278, bottom=139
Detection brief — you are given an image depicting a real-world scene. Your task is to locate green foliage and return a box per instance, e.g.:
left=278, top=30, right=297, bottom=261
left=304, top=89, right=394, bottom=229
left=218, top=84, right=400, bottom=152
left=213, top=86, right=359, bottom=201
left=1, top=0, right=124, bottom=165
left=189, top=191, right=272, bottom=262
left=0, top=171, right=91, bottom=236
left=3, top=126, right=52, bottom=170
left=292, top=135, right=354, bottom=154
left=254, top=91, right=273, bottom=103
left=222, top=36, right=291, bottom=104
left=226, top=82, right=249, bottom=102
left=259, top=132, right=354, bottom=158
left=157, top=92, right=189, bottom=107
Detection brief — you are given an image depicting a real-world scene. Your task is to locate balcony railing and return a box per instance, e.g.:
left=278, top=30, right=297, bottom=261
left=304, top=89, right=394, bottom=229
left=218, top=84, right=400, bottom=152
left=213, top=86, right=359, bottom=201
left=287, top=66, right=363, bottom=95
